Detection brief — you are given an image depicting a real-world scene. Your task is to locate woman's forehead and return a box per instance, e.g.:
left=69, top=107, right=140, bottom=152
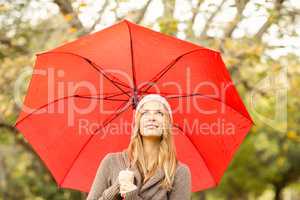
left=141, top=101, right=166, bottom=111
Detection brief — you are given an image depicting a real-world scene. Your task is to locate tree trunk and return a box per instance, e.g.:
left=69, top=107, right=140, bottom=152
left=199, top=192, right=206, bottom=200
left=274, top=185, right=283, bottom=200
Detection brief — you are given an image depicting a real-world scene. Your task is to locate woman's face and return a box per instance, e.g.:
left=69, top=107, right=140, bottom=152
left=139, top=100, right=167, bottom=137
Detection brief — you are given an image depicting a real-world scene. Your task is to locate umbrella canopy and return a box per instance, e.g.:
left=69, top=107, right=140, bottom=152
left=15, top=19, right=254, bottom=193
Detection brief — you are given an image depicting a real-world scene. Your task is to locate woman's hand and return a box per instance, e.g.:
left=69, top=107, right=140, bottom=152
left=118, top=169, right=138, bottom=196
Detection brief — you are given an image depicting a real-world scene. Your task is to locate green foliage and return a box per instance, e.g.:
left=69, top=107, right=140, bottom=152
left=1, top=0, right=299, bottom=199
left=158, top=18, right=178, bottom=36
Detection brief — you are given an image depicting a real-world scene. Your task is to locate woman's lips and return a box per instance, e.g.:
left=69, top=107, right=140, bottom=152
left=145, top=124, right=158, bottom=129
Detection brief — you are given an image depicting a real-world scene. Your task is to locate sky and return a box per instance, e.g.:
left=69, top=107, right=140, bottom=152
left=83, top=0, right=300, bottom=58
left=12, top=0, right=300, bottom=58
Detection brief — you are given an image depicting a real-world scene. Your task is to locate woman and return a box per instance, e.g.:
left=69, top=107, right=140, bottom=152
left=86, top=94, right=192, bottom=200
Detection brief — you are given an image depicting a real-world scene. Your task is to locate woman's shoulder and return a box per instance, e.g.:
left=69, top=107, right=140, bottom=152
left=112, top=150, right=128, bottom=158
left=175, top=161, right=191, bottom=177
left=101, top=151, right=126, bottom=165
left=102, top=151, right=122, bottom=159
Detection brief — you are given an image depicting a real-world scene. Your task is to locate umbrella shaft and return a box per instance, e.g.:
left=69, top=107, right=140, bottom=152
left=132, top=89, right=138, bottom=109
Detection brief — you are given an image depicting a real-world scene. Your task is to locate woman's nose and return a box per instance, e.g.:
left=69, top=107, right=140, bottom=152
left=148, top=112, right=156, bottom=121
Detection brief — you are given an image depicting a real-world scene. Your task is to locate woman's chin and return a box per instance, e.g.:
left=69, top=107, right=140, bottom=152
left=142, top=131, right=162, bottom=137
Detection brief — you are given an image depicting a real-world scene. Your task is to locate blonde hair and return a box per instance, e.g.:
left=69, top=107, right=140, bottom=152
left=126, top=103, right=178, bottom=191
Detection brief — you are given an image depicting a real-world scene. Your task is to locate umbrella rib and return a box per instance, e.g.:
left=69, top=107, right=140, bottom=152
left=165, top=93, right=253, bottom=124
left=74, top=91, right=131, bottom=101
left=140, top=49, right=203, bottom=93
left=78, top=95, right=128, bottom=101
left=173, top=124, right=217, bottom=186
left=59, top=100, right=130, bottom=187
left=38, top=52, right=132, bottom=97
left=135, top=46, right=253, bottom=123
left=85, top=59, right=131, bottom=98
left=139, top=92, right=253, bottom=124
left=15, top=92, right=129, bottom=126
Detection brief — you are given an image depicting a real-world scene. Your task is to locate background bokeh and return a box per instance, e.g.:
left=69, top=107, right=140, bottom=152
left=0, top=0, right=299, bottom=199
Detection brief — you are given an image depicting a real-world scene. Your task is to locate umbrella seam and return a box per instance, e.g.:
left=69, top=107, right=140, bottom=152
left=58, top=100, right=131, bottom=187
left=173, top=124, right=217, bottom=186
left=124, top=20, right=138, bottom=101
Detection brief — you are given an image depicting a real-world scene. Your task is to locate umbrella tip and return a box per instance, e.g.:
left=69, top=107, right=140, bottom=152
left=122, top=19, right=132, bottom=24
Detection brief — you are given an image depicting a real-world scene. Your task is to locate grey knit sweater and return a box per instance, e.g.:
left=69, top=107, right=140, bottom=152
left=86, top=150, right=191, bottom=200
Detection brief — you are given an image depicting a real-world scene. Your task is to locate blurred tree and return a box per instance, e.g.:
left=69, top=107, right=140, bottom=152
left=0, top=0, right=299, bottom=199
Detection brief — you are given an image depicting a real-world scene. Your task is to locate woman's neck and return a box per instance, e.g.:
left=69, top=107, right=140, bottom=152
left=142, top=136, right=160, bottom=169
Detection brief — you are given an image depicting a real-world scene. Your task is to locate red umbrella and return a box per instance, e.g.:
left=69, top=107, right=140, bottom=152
left=15, top=19, right=254, bottom=193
